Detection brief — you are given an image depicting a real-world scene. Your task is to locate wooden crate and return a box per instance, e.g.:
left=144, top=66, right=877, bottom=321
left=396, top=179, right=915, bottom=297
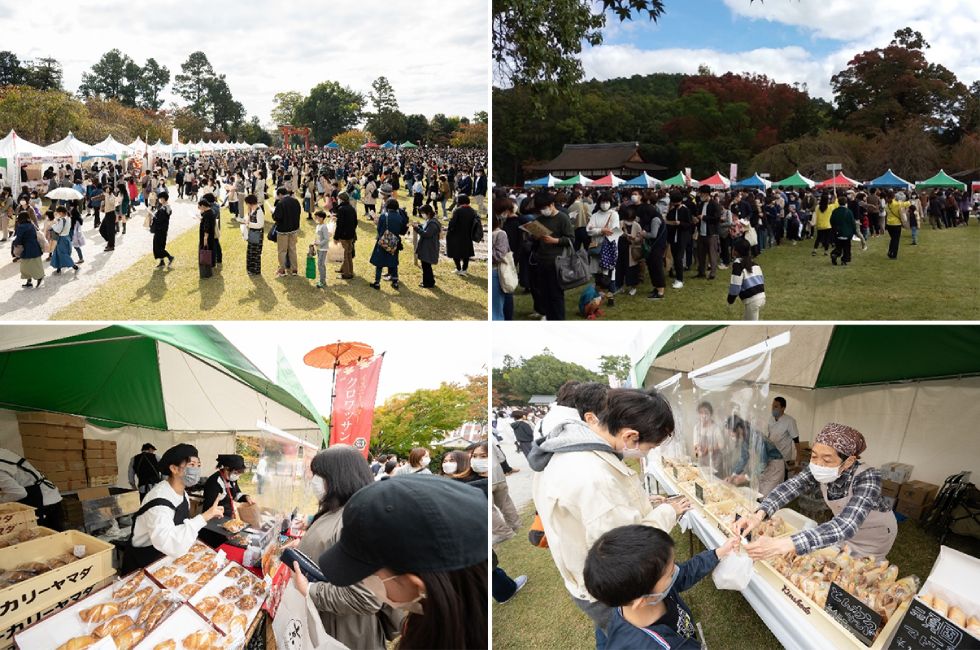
left=0, top=505, right=36, bottom=539
left=0, top=530, right=116, bottom=630
left=15, top=412, right=85, bottom=428
left=0, top=528, right=56, bottom=552
left=0, top=577, right=112, bottom=650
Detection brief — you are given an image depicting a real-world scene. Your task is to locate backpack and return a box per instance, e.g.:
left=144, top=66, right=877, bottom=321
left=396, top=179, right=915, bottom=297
left=471, top=216, right=484, bottom=243
left=378, top=214, right=400, bottom=254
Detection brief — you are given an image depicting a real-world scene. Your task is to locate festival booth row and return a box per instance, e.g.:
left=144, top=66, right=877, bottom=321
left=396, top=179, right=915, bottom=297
left=0, top=325, right=332, bottom=650
left=630, top=325, right=980, bottom=650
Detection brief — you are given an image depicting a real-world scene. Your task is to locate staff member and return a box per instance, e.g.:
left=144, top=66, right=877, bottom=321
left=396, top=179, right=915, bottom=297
left=128, top=442, right=162, bottom=501
left=122, top=444, right=223, bottom=572
left=722, top=416, right=785, bottom=497
left=768, top=396, right=799, bottom=478
left=202, top=454, right=254, bottom=519
left=736, top=423, right=897, bottom=561
left=0, top=448, right=64, bottom=530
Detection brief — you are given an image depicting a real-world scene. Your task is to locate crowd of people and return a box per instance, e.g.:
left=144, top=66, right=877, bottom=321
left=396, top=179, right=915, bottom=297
left=491, top=183, right=979, bottom=321
left=491, top=380, right=900, bottom=649
left=3, top=145, right=488, bottom=295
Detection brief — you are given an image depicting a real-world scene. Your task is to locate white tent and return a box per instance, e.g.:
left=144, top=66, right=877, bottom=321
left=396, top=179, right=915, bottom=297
left=44, top=132, right=107, bottom=161
left=0, top=130, right=62, bottom=187
left=252, top=143, right=269, bottom=150
left=639, top=325, right=980, bottom=486
left=92, top=135, right=133, bottom=158
left=128, top=136, right=146, bottom=153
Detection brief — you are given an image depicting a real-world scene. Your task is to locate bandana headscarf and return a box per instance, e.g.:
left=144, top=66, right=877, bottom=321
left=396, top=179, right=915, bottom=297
left=815, top=423, right=866, bottom=458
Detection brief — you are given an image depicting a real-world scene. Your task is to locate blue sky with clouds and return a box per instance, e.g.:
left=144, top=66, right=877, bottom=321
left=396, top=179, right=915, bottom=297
left=579, top=0, right=980, bottom=101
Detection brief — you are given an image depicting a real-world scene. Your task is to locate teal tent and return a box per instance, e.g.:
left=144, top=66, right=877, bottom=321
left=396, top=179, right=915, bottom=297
left=773, top=170, right=816, bottom=189
left=556, top=173, right=594, bottom=187
left=400, top=141, right=419, bottom=149
left=916, top=170, right=967, bottom=190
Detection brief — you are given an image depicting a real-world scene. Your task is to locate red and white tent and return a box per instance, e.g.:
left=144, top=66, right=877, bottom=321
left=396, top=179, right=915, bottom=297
left=697, top=171, right=731, bottom=189
left=591, top=174, right=626, bottom=187
left=815, top=173, right=861, bottom=189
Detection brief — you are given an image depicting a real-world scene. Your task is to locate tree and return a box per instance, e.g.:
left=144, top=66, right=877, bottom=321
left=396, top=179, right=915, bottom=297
left=368, top=76, right=398, bottom=114
left=499, top=352, right=604, bottom=403
left=474, top=110, right=488, bottom=124
left=365, top=109, right=407, bottom=143
left=23, top=57, right=62, bottom=91
left=239, top=116, right=273, bottom=145
left=493, top=0, right=665, bottom=92
left=450, top=122, right=487, bottom=148
left=270, top=91, right=305, bottom=126
left=404, top=113, right=429, bottom=144
left=136, top=58, right=170, bottom=111
left=427, top=113, right=460, bottom=146
left=78, top=49, right=140, bottom=106
left=293, top=81, right=364, bottom=145
left=208, top=75, right=245, bottom=133
left=174, top=51, right=217, bottom=121
left=333, top=129, right=373, bottom=151
left=0, top=86, right=87, bottom=144
left=598, top=355, right=632, bottom=381
left=831, top=29, right=966, bottom=135
left=0, top=51, right=24, bottom=87
left=171, top=106, right=208, bottom=142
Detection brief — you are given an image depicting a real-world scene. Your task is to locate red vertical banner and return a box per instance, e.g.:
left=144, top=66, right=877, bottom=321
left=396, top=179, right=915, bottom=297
left=330, top=354, right=384, bottom=457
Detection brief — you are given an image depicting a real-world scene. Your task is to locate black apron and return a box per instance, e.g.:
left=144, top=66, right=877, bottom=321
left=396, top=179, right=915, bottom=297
left=121, top=494, right=190, bottom=574
left=0, top=457, right=53, bottom=509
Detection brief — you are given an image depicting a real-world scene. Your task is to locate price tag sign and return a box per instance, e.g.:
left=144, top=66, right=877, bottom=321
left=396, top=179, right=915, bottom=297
left=825, top=582, right=883, bottom=647
left=888, top=598, right=976, bottom=650
left=695, top=482, right=704, bottom=503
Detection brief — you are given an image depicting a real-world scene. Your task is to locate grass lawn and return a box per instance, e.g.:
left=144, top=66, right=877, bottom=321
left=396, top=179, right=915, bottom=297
left=56, top=190, right=488, bottom=320
left=492, top=502, right=963, bottom=650
left=513, top=225, right=980, bottom=320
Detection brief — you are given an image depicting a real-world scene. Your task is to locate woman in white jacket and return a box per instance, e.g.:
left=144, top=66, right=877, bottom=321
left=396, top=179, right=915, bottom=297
left=529, top=388, right=691, bottom=645
left=586, top=193, right=622, bottom=300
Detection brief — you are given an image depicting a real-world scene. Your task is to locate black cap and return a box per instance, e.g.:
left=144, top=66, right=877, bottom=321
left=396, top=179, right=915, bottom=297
left=141, top=443, right=156, bottom=452
left=318, top=475, right=487, bottom=586
left=158, top=443, right=199, bottom=475
left=216, top=454, right=246, bottom=471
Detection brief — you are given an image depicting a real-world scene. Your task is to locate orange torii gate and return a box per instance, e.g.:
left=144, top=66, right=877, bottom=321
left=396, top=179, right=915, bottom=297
left=279, top=125, right=311, bottom=150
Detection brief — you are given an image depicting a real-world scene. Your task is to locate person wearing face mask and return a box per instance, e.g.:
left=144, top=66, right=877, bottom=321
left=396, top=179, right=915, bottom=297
left=528, top=388, right=692, bottom=645
left=291, top=446, right=403, bottom=650
left=122, top=444, right=224, bottom=573
left=475, top=440, right=518, bottom=544
left=317, top=474, right=488, bottom=649
left=526, top=191, right=574, bottom=321
left=441, top=450, right=483, bottom=487
left=721, top=415, right=785, bottom=497
left=584, top=524, right=739, bottom=650
left=396, top=447, right=432, bottom=475
left=202, top=454, right=255, bottom=519
left=587, top=193, right=622, bottom=302
left=767, top=396, right=799, bottom=476
left=737, top=423, right=897, bottom=562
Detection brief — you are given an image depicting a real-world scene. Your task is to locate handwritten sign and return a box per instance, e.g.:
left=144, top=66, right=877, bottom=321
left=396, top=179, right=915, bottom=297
left=825, top=582, right=883, bottom=647
left=888, top=599, right=977, bottom=650
left=695, top=483, right=704, bottom=503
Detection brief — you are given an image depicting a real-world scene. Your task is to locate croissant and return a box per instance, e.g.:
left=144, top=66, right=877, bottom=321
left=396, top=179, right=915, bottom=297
left=136, top=592, right=165, bottom=625
left=237, top=594, right=257, bottom=610
left=56, top=636, right=99, bottom=650
left=162, top=575, right=186, bottom=589
left=225, top=565, right=245, bottom=579
left=153, top=641, right=176, bottom=650
left=219, top=585, right=243, bottom=600
left=196, top=570, right=218, bottom=585
left=145, top=598, right=178, bottom=631
left=196, top=596, right=220, bottom=615
left=112, top=627, right=145, bottom=650
left=183, top=630, right=224, bottom=650
left=227, top=613, right=249, bottom=636
left=112, top=575, right=143, bottom=599
left=173, top=554, right=195, bottom=566
left=213, top=603, right=235, bottom=628
left=79, top=602, right=119, bottom=623
left=153, top=566, right=176, bottom=581
left=119, top=586, right=153, bottom=610
left=180, top=583, right=202, bottom=599
left=93, top=615, right=135, bottom=639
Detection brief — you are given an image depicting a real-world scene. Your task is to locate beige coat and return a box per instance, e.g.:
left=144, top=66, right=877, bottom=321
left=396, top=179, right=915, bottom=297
left=532, top=449, right=677, bottom=602
left=297, top=508, right=402, bottom=650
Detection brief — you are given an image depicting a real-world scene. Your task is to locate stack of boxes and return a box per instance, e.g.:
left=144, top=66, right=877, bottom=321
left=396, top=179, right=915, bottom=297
left=17, top=412, right=87, bottom=492
left=879, top=462, right=939, bottom=520
left=83, top=439, right=118, bottom=487
left=17, top=412, right=118, bottom=491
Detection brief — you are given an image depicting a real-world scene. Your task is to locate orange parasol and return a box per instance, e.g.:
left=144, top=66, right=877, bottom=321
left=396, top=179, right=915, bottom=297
left=303, top=342, right=374, bottom=369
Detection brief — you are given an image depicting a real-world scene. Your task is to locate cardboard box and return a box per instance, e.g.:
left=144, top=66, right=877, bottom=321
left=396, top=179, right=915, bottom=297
left=881, top=479, right=902, bottom=499
left=898, top=480, right=939, bottom=506
left=15, top=412, right=85, bottom=428
left=18, top=423, right=83, bottom=440
left=1, top=578, right=112, bottom=650
left=0, top=504, right=37, bottom=538
left=879, top=462, right=914, bottom=483
left=82, top=439, right=102, bottom=450
left=896, top=498, right=931, bottom=520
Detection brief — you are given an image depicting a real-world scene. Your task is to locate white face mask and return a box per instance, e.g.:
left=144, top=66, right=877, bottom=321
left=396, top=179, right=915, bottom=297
left=642, top=565, right=680, bottom=606
left=809, top=461, right=843, bottom=484
left=621, top=437, right=647, bottom=459
left=471, top=458, right=490, bottom=474
left=311, top=475, right=327, bottom=499
left=541, top=206, right=554, bottom=217
left=229, top=472, right=241, bottom=482
left=442, top=462, right=458, bottom=474
left=419, top=456, right=430, bottom=468
left=631, top=195, right=641, bottom=203
left=600, top=202, right=611, bottom=211
left=362, top=575, right=425, bottom=614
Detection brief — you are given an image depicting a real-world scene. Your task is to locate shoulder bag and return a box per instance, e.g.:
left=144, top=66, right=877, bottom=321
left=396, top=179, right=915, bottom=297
left=555, top=241, right=590, bottom=290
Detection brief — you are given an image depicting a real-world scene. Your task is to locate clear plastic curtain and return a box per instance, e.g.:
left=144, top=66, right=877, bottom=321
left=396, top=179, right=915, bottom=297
left=689, top=348, right=773, bottom=495
left=238, top=433, right=318, bottom=525
left=652, top=373, right=693, bottom=461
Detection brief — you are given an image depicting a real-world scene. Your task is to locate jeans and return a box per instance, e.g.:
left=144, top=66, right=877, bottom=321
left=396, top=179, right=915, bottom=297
left=492, top=567, right=517, bottom=603
left=374, top=263, right=397, bottom=283
left=492, top=268, right=511, bottom=320
left=757, top=226, right=769, bottom=251
left=911, top=226, right=919, bottom=244
left=316, top=250, right=327, bottom=285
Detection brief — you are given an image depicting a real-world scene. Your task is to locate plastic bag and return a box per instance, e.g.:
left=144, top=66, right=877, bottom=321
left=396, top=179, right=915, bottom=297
left=712, top=552, right=753, bottom=591
left=677, top=510, right=692, bottom=534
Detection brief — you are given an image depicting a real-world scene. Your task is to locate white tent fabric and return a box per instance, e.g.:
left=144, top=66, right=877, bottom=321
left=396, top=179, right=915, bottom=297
left=93, top=135, right=133, bottom=157
left=642, top=327, right=980, bottom=486
left=44, top=132, right=106, bottom=160
left=0, top=130, right=56, bottom=158
left=128, top=136, right=146, bottom=152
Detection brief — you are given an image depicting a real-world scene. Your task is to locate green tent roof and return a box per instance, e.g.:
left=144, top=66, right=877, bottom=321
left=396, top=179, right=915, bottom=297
left=773, top=170, right=815, bottom=188
left=662, top=172, right=690, bottom=187
left=0, top=325, right=324, bottom=434
left=556, top=173, right=593, bottom=186
left=400, top=141, right=418, bottom=148
left=916, top=169, right=966, bottom=190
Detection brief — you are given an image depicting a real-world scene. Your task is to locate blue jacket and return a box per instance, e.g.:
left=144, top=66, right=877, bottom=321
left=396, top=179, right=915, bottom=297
left=604, top=549, right=719, bottom=649
left=733, top=430, right=784, bottom=477
left=13, top=222, right=43, bottom=259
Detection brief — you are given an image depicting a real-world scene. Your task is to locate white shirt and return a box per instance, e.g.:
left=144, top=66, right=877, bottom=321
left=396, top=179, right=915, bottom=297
left=767, top=413, right=799, bottom=462
left=586, top=208, right=622, bottom=243
left=0, top=449, right=61, bottom=505
left=131, top=479, right=206, bottom=556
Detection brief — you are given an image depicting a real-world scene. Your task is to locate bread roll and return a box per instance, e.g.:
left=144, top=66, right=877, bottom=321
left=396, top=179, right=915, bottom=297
left=918, top=593, right=934, bottom=607
left=948, top=606, right=966, bottom=627
left=78, top=603, right=119, bottom=623
left=931, top=596, right=948, bottom=618
left=55, top=636, right=99, bottom=650
left=93, top=614, right=135, bottom=638
left=112, top=627, right=145, bottom=650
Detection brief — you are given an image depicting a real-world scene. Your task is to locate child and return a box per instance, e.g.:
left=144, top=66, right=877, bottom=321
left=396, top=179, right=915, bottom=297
left=578, top=284, right=606, bottom=319
left=727, top=238, right=765, bottom=321
left=584, top=525, right=738, bottom=650
left=313, top=210, right=330, bottom=289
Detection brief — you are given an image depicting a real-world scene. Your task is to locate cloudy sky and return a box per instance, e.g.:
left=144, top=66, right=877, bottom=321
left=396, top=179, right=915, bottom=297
left=492, top=323, right=667, bottom=373
left=1, top=0, right=488, bottom=124
left=581, top=0, right=980, bottom=100
left=219, top=323, right=488, bottom=415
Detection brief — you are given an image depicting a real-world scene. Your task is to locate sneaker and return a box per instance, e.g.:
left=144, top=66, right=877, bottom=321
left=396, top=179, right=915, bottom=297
left=459, top=270, right=469, bottom=277
left=648, top=292, right=664, bottom=300
left=672, top=280, right=683, bottom=289
left=499, top=575, right=529, bottom=604
left=167, top=256, right=175, bottom=268
left=811, top=250, right=817, bottom=256
left=529, top=312, right=542, bottom=319
left=607, top=296, right=615, bottom=307
left=718, top=263, right=728, bottom=270
left=156, top=261, right=165, bottom=269
left=628, top=288, right=637, bottom=296
left=369, top=282, right=380, bottom=290
left=315, top=282, right=326, bottom=289
left=276, top=270, right=287, bottom=278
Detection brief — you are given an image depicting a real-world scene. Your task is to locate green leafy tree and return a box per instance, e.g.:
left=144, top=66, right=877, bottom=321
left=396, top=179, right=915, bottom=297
left=403, top=113, right=429, bottom=144
left=499, top=351, right=604, bottom=403
left=368, top=76, right=399, bottom=113
left=0, top=86, right=86, bottom=143
left=23, top=57, right=62, bottom=91
left=208, top=75, right=245, bottom=133
left=174, top=51, right=217, bottom=121
left=136, top=58, right=170, bottom=111
left=598, top=355, right=632, bottom=381
left=333, top=129, right=373, bottom=151
left=78, top=49, right=140, bottom=106
left=293, top=81, right=365, bottom=145
left=239, top=116, right=273, bottom=145
left=0, top=51, right=24, bottom=86
left=474, top=110, right=488, bottom=124
left=365, top=109, right=407, bottom=143
left=270, top=91, right=305, bottom=125
left=450, top=122, right=487, bottom=148
left=427, top=113, right=460, bottom=146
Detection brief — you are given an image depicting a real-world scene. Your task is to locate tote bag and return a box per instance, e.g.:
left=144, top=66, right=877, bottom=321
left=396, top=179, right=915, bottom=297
left=555, top=242, right=590, bottom=290
left=272, top=582, right=348, bottom=650
left=498, top=251, right=519, bottom=294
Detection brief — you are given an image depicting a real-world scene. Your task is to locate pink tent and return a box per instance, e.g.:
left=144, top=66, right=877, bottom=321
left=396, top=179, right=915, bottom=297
left=815, top=173, right=861, bottom=189
left=591, top=174, right=626, bottom=187
left=361, top=142, right=380, bottom=149
left=697, top=172, right=731, bottom=189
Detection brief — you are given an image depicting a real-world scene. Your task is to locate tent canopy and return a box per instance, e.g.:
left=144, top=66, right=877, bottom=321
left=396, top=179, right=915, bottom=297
left=867, top=169, right=912, bottom=189
left=325, top=142, right=341, bottom=149
left=662, top=171, right=694, bottom=187
left=623, top=172, right=661, bottom=188
left=815, top=172, right=861, bottom=189
left=916, top=169, right=967, bottom=190
left=45, top=132, right=104, bottom=159
left=0, top=325, right=323, bottom=438
left=380, top=141, right=396, bottom=149
left=556, top=173, right=594, bottom=187
left=361, top=142, right=380, bottom=149
left=400, top=141, right=418, bottom=149
left=93, top=135, right=133, bottom=157
left=732, top=173, right=772, bottom=190
left=773, top=170, right=816, bottom=189
left=592, top=173, right=626, bottom=187
left=524, top=174, right=559, bottom=188
left=697, top=172, right=731, bottom=189
left=0, top=130, right=57, bottom=158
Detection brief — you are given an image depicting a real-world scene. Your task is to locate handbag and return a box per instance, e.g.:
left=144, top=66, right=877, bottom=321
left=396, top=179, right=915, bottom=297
left=71, top=225, right=86, bottom=248
left=271, top=581, right=346, bottom=650
left=305, top=244, right=317, bottom=279
left=378, top=214, right=399, bottom=254
left=555, top=242, right=590, bottom=290
left=599, top=237, right=617, bottom=270
left=498, top=251, right=518, bottom=294
left=198, top=248, right=213, bottom=267
left=34, top=226, right=48, bottom=251
left=247, top=228, right=263, bottom=245
left=267, top=224, right=278, bottom=242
